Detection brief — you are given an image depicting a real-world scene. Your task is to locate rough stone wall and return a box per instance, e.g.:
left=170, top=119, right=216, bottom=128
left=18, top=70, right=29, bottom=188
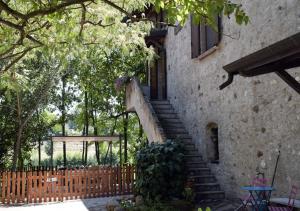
left=165, top=0, right=300, bottom=198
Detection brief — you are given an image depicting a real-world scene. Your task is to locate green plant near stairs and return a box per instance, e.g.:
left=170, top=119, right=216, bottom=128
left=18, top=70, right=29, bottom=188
left=135, top=139, right=186, bottom=201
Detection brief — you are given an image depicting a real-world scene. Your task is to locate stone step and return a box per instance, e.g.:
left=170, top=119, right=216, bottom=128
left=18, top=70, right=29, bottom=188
left=183, top=140, right=195, bottom=145
left=161, top=124, right=185, bottom=129
left=183, top=143, right=195, bottom=149
left=184, top=154, right=202, bottom=159
left=160, top=120, right=183, bottom=125
left=187, top=167, right=210, bottom=176
left=184, top=145, right=196, bottom=151
left=185, top=157, right=203, bottom=163
left=154, top=109, right=176, bottom=114
left=185, top=162, right=207, bottom=168
left=194, top=183, right=221, bottom=192
left=195, top=191, right=225, bottom=200
left=188, top=175, right=217, bottom=183
left=165, top=130, right=189, bottom=134
left=182, top=139, right=194, bottom=144
left=184, top=148, right=198, bottom=153
left=180, top=136, right=193, bottom=141
left=151, top=104, right=173, bottom=109
left=160, top=118, right=182, bottom=123
left=157, top=113, right=178, bottom=119
left=150, top=100, right=170, bottom=105
left=164, top=128, right=187, bottom=134
left=166, top=133, right=192, bottom=139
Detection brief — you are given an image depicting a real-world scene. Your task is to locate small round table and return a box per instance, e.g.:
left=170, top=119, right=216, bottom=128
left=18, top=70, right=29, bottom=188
left=241, top=186, right=274, bottom=211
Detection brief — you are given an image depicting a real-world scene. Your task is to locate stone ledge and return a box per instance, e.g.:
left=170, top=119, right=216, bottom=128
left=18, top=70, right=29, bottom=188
left=197, top=46, right=218, bottom=61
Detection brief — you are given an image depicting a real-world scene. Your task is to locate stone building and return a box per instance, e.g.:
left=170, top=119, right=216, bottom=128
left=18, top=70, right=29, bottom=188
left=126, top=0, right=300, bottom=200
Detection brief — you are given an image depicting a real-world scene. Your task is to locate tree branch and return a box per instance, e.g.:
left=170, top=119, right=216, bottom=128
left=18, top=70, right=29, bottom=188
left=100, top=0, right=130, bottom=16
left=0, top=45, right=41, bottom=74
left=79, top=3, right=87, bottom=37
left=0, top=1, right=27, bottom=20
left=26, top=0, right=93, bottom=19
left=26, top=34, right=44, bottom=46
left=28, top=21, right=51, bottom=33
left=83, top=20, right=115, bottom=27
left=0, top=17, right=23, bottom=31
left=0, top=0, right=92, bottom=21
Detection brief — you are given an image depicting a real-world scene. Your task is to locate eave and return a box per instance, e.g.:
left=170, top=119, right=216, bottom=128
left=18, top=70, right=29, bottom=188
left=145, top=28, right=168, bottom=47
left=220, top=32, right=300, bottom=94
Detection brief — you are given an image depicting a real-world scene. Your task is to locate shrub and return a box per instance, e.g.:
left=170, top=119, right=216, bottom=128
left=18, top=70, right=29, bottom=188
left=135, top=139, right=185, bottom=201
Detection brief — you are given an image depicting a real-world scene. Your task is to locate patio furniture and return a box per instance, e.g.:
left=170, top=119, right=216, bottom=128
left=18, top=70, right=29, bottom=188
left=239, top=177, right=269, bottom=210
left=241, top=186, right=273, bottom=211
left=268, top=185, right=299, bottom=211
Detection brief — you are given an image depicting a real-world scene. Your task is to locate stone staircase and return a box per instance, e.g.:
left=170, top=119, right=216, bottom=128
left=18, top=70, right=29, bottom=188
left=150, top=100, right=225, bottom=201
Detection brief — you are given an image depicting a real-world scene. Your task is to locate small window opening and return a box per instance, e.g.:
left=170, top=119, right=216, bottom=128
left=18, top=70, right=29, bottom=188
left=206, top=123, right=219, bottom=164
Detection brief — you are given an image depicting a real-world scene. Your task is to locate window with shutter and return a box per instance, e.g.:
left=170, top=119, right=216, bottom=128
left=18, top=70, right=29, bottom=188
left=191, top=15, right=221, bottom=59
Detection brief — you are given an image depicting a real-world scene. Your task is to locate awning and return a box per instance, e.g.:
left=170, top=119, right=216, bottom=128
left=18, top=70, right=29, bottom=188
left=220, top=32, right=300, bottom=94
left=51, top=135, right=120, bottom=142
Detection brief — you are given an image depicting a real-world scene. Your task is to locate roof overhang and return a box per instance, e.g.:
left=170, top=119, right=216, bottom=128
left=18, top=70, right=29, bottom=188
left=220, top=32, right=300, bottom=94
left=145, top=28, right=168, bottom=47
left=51, top=135, right=120, bottom=142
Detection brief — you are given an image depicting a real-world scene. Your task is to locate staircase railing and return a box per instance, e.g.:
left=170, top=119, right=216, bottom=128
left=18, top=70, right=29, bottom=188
left=125, top=77, right=166, bottom=143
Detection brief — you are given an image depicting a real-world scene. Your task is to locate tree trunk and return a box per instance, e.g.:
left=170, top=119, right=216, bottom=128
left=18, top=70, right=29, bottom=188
left=12, top=126, right=23, bottom=170
left=123, top=112, right=128, bottom=163
left=81, top=126, right=85, bottom=164
left=84, top=91, right=89, bottom=165
left=37, top=109, right=41, bottom=166
left=12, top=90, right=23, bottom=170
left=11, top=72, right=52, bottom=169
left=90, top=97, right=100, bottom=165
left=62, top=75, right=67, bottom=167
left=38, top=137, right=41, bottom=166
left=51, top=140, right=53, bottom=167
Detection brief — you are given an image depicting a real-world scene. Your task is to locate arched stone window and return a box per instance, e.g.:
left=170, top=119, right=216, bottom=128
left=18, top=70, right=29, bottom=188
left=206, top=123, right=219, bottom=163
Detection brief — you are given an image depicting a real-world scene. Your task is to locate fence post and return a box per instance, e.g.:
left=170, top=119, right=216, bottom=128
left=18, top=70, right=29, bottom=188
left=21, top=171, right=26, bottom=203
left=27, top=171, right=31, bottom=203
left=17, top=171, right=21, bottom=203
left=60, top=170, right=63, bottom=202
left=1, top=172, right=6, bottom=204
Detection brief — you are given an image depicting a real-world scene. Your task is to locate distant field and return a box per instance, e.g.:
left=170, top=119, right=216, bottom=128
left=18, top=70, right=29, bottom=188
left=30, top=142, right=98, bottom=165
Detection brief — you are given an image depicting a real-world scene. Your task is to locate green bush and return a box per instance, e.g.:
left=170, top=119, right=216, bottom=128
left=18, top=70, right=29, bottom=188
left=135, top=139, right=185, bottom=201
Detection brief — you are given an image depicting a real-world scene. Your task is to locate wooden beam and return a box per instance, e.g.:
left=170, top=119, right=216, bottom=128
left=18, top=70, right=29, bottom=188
left=275, top=70, right=300, bottom=94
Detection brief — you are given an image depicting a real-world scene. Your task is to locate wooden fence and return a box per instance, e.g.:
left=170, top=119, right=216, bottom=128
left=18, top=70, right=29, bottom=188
left=0, top=165, right=135, bottom=205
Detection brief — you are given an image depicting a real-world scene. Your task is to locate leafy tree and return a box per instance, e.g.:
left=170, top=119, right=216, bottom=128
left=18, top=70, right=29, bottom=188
left=0, top=52, right=59, bottom=169
left=0, top=0, right=248, bottom=74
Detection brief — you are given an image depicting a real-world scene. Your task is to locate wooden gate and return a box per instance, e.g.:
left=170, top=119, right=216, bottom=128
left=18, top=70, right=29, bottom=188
left=0, top=165, right=135, bottom=205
